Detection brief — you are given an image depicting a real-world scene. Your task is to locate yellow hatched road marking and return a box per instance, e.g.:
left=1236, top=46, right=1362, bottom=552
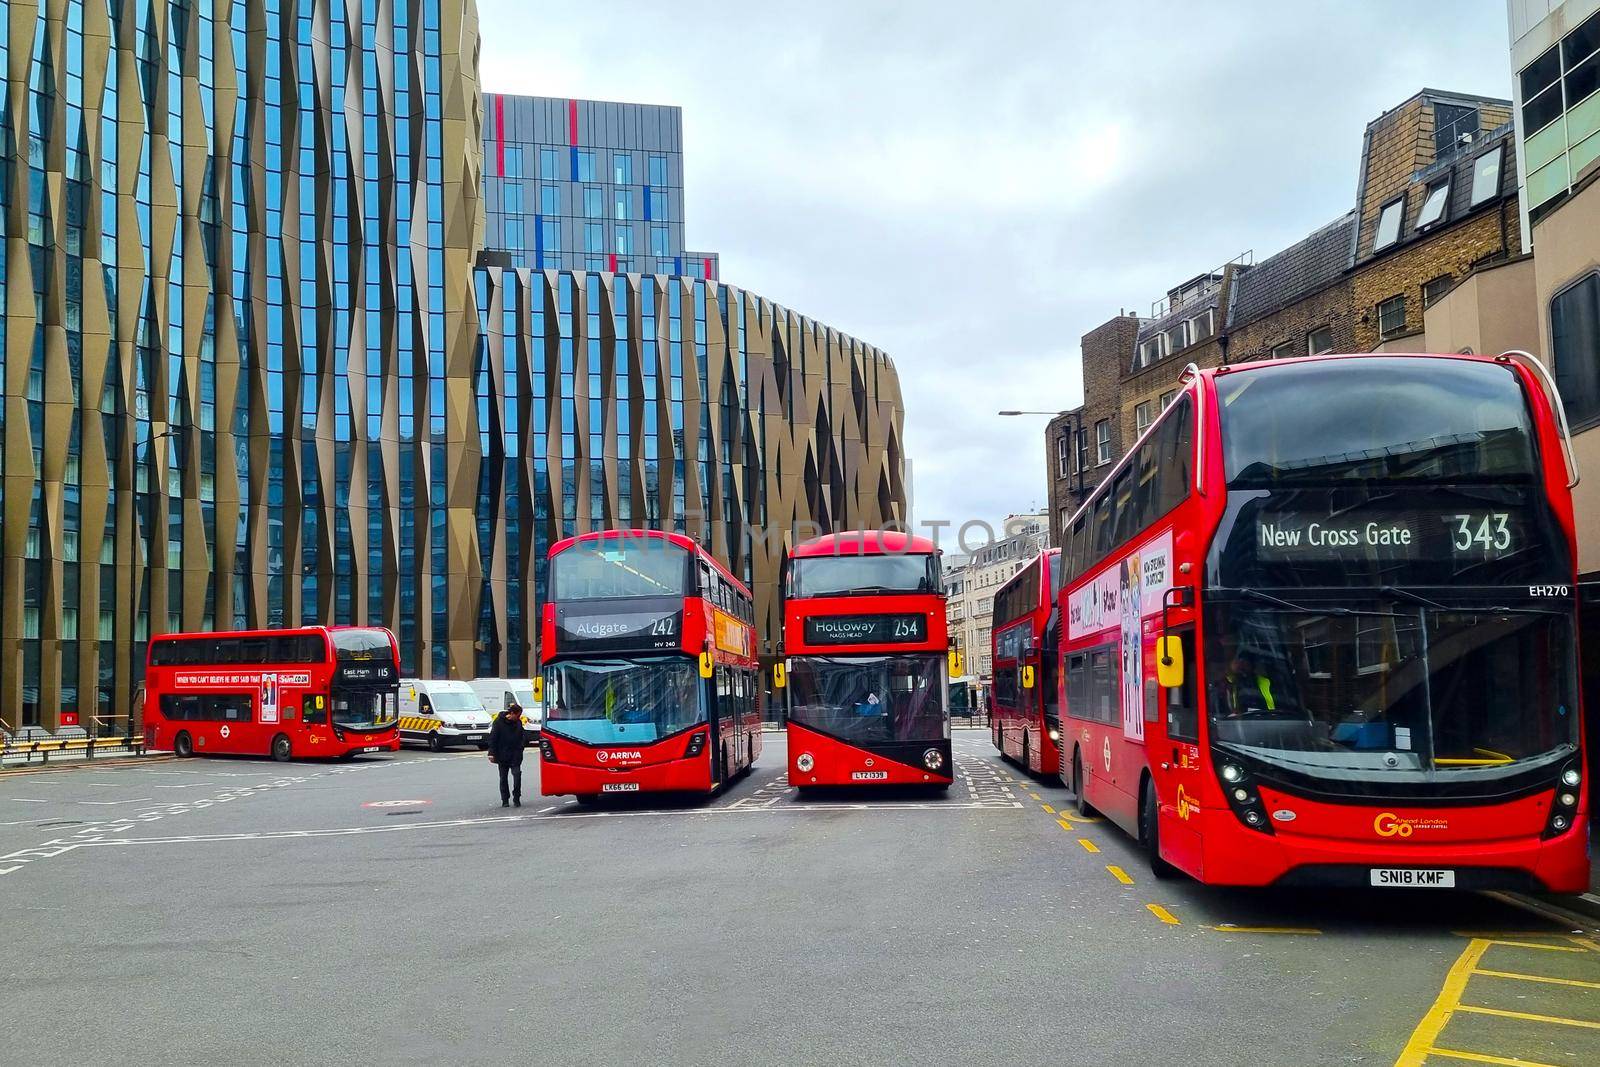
left=1040, top=803, right=1056, bottom=815
left=1474, top=968, right=1600, bottom=990
left=1106, top=865, right=1133, bottom=885
left=1483, top=939, right=1587, bottom=953
left=1077, top=838, right=1099, bottom=853
left=1453, top=1005, right=1600, bottom=1030
left=1427, top=1050, right=1562, bottom=1067
left=1394, top=938, right=1491, bottom=1067
left=1146, top=904, right=1180, bottom=925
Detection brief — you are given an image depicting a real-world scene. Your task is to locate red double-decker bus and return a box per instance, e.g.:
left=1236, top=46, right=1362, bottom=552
left=783, top=531, right=952, bottom=789
left=1060, top=352, right=1587, bottom=892
left=538, top=530, right=761, bottom=800
left=145, top=626, right=402, bottom=761
left=991, top=547, right=1063, bottom=777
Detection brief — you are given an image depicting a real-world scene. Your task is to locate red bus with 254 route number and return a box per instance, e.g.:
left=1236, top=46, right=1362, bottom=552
left=1060, top=352, right=1588, bottom=893
left=783, top=531, right=953, bottom=790
left=539, top=530, right=761, bottom=800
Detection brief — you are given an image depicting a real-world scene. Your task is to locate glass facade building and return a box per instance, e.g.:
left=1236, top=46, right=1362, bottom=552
left=483, top=93, right=719, bottom=278
left=0, top=3, right=903, bottom=735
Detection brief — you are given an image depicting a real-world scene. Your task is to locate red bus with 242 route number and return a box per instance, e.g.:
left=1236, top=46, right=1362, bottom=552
left=144, top=626, right=402, bottom=761
left=538, top=530, right=761, bottom=800
left=783, top=531, right=953, bottom=790
left=991, top=547, right=1064, bottom=777
left=1060, top=352, right=1588, bottom=893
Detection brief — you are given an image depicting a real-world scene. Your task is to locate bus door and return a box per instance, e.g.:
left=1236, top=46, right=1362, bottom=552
left=1154, top=624, right=1203, bottom=872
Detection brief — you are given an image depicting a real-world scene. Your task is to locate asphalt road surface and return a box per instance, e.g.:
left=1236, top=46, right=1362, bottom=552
left=4, top=731, right=1597, bottom=1066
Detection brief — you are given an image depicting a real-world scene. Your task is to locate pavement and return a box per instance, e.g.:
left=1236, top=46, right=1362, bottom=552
left=2, top=729, right=1597, bottom=1066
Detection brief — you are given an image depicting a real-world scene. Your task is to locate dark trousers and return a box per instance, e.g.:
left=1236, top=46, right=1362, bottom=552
left=498, top=762, right=523, bottom=802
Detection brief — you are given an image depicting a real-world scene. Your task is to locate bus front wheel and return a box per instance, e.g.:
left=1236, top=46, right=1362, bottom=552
left=1141, top=777, right=1177, bottom=880
left=271, top=734, right=292, bottom=762
left=174, top=731, right=193, bottom=758
left=1072, top=753, right=1096, bottom=818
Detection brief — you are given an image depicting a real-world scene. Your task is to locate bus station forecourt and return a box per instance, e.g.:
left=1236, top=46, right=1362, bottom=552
left=3, top=352, right=1599, bottom=1066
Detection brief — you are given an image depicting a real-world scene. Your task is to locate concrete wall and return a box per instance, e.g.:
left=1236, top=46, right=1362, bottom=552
left=1423, top=255, right=1542, bottom=356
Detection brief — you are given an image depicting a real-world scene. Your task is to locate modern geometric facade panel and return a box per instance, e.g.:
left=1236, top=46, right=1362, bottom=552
left=0, top=0, right=484, bottom=732
left=473, top=268, right=906, bottom=671
left=482, top=93, right=719, bottom=278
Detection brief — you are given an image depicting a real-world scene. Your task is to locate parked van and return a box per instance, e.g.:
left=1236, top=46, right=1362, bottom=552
left=467, top=678, right=542, bottom=742
left=398, top=679, right=493, bottom=751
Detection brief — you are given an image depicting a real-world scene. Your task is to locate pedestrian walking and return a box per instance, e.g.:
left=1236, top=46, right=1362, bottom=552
left=487, top=701, right=527, bottom=807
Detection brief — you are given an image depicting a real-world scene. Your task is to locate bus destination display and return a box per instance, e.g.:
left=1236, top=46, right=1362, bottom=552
left=1255, top=509, right=1523, bottom=562
left=803, top=614, right=927, bottom=645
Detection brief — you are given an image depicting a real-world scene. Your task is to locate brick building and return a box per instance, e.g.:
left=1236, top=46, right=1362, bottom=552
left=1046, top=89, right=1525, bottom=536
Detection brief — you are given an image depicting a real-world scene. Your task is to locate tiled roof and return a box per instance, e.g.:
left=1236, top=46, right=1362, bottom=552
left=1228, top=212, right=1357, bottom=327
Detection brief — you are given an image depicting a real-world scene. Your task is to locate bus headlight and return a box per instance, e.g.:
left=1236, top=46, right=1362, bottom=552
left=1233, top=788, right=1249, bottom=803
left=923, top=748, right=944, bottom=771
left=1553, top=815, right=1570, bottom=831
left=1221, top=764, right=1244, bottom=783
left=796, top=752, right=815, bottom=773
left=1562, top=768, right=1581, bottom=788
left=685, top=732, right=706, bottom=758
left=1048, top=728, right=1061, bottom=742
left=1560, top=793, right=1577, bottom=807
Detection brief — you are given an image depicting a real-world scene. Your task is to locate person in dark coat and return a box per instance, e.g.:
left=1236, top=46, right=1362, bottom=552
left=487, top=702, right=527, bottom=807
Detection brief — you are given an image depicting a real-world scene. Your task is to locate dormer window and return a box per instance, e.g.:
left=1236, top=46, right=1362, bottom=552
left=1416, top=181, right=1449, bottom=229
left=1374, top=196, right=1405, bottom=252
left=1166, top=321, right=1190, bottom=353
left=1137, top=337, right=1164, bottom=369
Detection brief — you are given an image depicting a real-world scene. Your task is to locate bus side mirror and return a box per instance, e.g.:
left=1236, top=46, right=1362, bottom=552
left=699, top=651, right=715, bottom=679
left=772, top=663, right=786, bottom=690
left=1157, top=636, right=1185, bottom=690
left=532, top=676, right=544, bottom=704
left=947, top=650, right=961, bottom=676
left=1021, top=665, right=1035, bottom=690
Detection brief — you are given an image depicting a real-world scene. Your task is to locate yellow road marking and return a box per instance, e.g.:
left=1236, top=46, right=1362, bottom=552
left=1029, top=791, right=1041, bottom=801
left=1040, top=803, right=1056, bottom=814
left=1208, top=925, right=1322, bottom=936
left=1056, top=818, right=1076, bottom=832
left=1474, top=968, right=1600, bottom=990
left=1454, top=1004, right=1600, bottom=1030
left=1426, top=1049, right=1562, bottom=1066
left=1077, top=838, right=1099, bottom=853
left=1146, top=904, right=1179, bottom=925
left=1482, top=939, right=1587, bottom=953
left=1451, top=931, right=1565, bottom=939
left=1394, top=938, right=1491, bottom=1067
left=1106, top=865, right=1133, bottom=885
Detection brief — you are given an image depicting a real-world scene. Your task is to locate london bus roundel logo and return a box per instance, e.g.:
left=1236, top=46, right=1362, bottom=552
left=220, top=725, right=230, bottom=739
left=1103, top=738, right=1112, bottom=772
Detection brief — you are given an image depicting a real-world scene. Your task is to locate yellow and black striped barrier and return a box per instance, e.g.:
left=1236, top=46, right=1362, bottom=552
left=399, top=716, right=440, bottom=734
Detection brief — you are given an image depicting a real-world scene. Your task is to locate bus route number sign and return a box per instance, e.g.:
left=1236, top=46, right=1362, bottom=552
left=804, top=614, right=927, bottom=645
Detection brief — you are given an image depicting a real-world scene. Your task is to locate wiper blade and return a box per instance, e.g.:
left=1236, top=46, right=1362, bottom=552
left=1380, top=586, right=1449, bottom=611
left=1235, top=588, right=1354, bottom=615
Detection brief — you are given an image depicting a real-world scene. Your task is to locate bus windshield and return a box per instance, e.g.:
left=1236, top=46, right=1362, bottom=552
left=551, top=541, right=689, bottom=600
left=1217, top=359, right=1537, bottom=487
left=1204, top=601, right=1577, bottom=785
left=788, top=554, right=939, bottom=598
left=543, top=657, right=705, bottom=744
left=334, top=690, right=399, bottom=730
left=786, top=654, right=947, bottom=742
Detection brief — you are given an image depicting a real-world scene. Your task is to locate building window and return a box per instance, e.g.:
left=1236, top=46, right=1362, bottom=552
left=1377, top=294, right=1407, bottom=338
left=1159, top=389, right=1177, bottom=410
left=583, top=187, right=603, bottom=218
left=540, top=185, right=559, bottom=216
left=1134, top=401, right=1153, bottom=437
left=1416, top=181, right=1449, bottom=229
left=648, top=154, right=668, bottom=186
left=1056, top=433, right=1072, bottom=478
left=1076, top=428, right=1089, bottom=474
left=576, top=150, right=597, bottom=182
left=649, top=189, right=668, bottom=220
left=1469, top=145, right=1502, bottom=207
left=584, top=222, right=603, bottom=253
left=650, top=224, right=670, bottom=258
left=1307, top=326, right=1334, bottom=355
left=503, top=184, right=522, bottom=214
left=614, top=190, right=630, bottom=220
left=540, top=147, right=561, bottom=179
left=1433, top=103, right=1479, bottom=157
left=1374, top=196, right=1405, bottom=251
left=1423, top=274, right=1454, bottom=308
left=1270, top=340, right=1296, bottom=360
left=1192, top=309, right=1215, bottom=339
left=1166, top=321, right=1189, bottom=353
left=1552, top=272, right=1600, bottom=426
left=1137, top=337, right=1164, bottom=369
left=615, top=226, right=633, bottom=255
left=1095, top=420, right=1111, bottom=465
left=504, top=219, right=521, bottom=250
left=504, top=147, right=523, bottom=177
left=613, top=153, right=633, bottom=185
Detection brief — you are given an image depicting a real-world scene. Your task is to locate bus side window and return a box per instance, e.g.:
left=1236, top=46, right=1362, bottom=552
left=1166, top=626, right=1198, bottom=741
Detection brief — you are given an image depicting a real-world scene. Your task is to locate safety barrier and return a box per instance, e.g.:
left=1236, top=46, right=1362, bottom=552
left=0, top=733, right=146, bottom=767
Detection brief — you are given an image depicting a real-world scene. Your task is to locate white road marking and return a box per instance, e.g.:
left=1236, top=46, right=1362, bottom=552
left=79, top=798, right=154, bottom=806
left=9, top=799, right=49, bottom=804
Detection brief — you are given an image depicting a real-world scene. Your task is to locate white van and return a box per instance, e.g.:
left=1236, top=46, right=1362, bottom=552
left=398, top=679, right=494, bottom=751
left=467, top=678, right=543, bottom=741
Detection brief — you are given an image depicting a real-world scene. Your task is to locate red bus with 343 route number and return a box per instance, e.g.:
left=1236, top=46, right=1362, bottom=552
left=783, top=531, right=953, bottom=790
left=1059, top=352, right=1588, bottom=893
left=145, top=626, right=402, bottom=761
left=538, top=530, right=761, bottom=800
left=991, top=547, right=1064, bottom=777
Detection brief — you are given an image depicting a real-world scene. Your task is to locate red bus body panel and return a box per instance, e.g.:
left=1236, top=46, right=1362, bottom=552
left=992, top=549, right=1060, bottom=777
left=1061, top=355, right=1589, bottom=893
left=786, top=722, right=952, bottom=787
left=144, top=626, right=402, bottom=760
left=539, top=726, right=716, bottom=796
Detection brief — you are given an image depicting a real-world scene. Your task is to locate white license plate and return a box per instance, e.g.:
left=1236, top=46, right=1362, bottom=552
left=1370, top=867, right=1455, bottom=888
left=466, top=734, right=484, bottom=742
left=851, top=771, right=889, bottom=781
left=358, top=746, right=384, bottom=754
left=601, top=782, right=640, bottom=793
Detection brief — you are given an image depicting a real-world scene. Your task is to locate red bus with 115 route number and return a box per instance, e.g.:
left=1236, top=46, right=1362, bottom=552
left=1059, top=352, right=1587, bottom=893
left=538, top=530, right=761, bottom=800
left=783, top=531, right=953, bottom=790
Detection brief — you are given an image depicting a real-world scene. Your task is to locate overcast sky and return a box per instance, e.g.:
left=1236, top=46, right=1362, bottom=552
left=479, top=0, right=1515, bottom=537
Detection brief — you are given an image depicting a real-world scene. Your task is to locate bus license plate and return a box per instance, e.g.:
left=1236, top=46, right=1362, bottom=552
left=602, top=782, right=640, bottom=793
left=851, top=771, right=889, bottom=781
left=357, top=746, right=384, bottom=754
left=1370, top=868, right=1455, bottom=888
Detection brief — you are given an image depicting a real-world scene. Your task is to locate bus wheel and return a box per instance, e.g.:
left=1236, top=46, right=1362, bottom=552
left=271, top=734, right=292, bottom=762
left=1072, top=753, right=1097, bottom=818
left=174, top=731, right=193, bottom=758
left=428, top=732, right=443, bottom=753
left=1141, top=778, right=1177, bottom=880
left=1022, top=733, right=1031, bottom=774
